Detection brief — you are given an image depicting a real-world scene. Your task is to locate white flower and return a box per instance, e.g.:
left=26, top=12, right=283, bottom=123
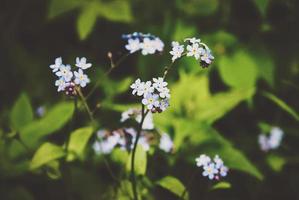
left=219, top=166, right=228, bottom=177
left=214, top=155, right=224, bottom=169
left=138, top=137, right=150, bottom=151
left=202, top=163, right=218, bottom=180
left=55, top=78, right=66, bottom=92
left=159, top=133, right=173, bottom=152
left=158, top=87, right=170, bottom=98
left=153, top=38, right=164, bottom=52
left=195, top=154, right=211, bottom=167
left=138, top=81, right=154, bottom=97
left=258, top=134, right=271, bottom=152
left=268, top=127, right=283, bottom=149
left=75, top=57, right=92, bottom=70
left=141, top=38, right=156, bottom=55
left=55, top=64, right=73, bottom=82
left=74, top=69, right=90, bottom=87
left=142, top=93, right=160, bottom=110
left=170, top=42, right=184, bottom=62
left=136, top=112, right=154, bottom=130
left=184, top=37, right=201, bottom=44
left=125, top=38, right=141, bottom=53
left=152, top=77, right=168, bottom=89
left=130, top=79, right=143, bottom=95
left=159, top=98, right=170, bottom=111
left=50, top=57, right=63, bottom=72
left=186, top=43, right=203, bottom=60
left=120, top=108, right=137, bottom=122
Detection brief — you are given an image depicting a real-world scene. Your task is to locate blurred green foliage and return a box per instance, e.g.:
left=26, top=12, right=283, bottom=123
left=1, top=0, right=299, bottom=199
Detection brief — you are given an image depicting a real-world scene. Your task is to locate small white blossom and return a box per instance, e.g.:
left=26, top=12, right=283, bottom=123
left=55, top=78, right=67, bottom=92
left=158, top=87, right=170, bottom=99
left=219, top=166, right=228, bottom=177
left=186, top=43, right=202, bottom=60
left=195, top=154, right=211, bottom=167
left=49, top=57, right=63, bottom=72
left=142, top=93, right=160, bottom=110
left=55, top=64, right=73, bottom=82
left=152, top=77, right=168, bottom=89
left=258, top=134, right=270, bottom=152
left=159, top=133, right=173, bottom=153
left=268, top=127, right=284, bottom=149
left=75, top=57, right=92, bottom=70
left=74, top=69, right=90, bottom=87
left=136, top=112, right=155, bottom=130
left=159, top=98, right=170, bottom=111
left=170, top=41, right=184, bottom=62
left=130, top=79, right=143, bottom=95
left=137, top=81, right=154, bottom=97
left=202, top=163, right=218, bottom=180
left=184, top=37, right=201, bottom=44
left=125, top=38, right=141, bottom=53
left=214, top=155, right=224, bottom=169
left=200, top=49, right=214, bottom=64
left=153, top=38, right=164, bottom=52
left=141, top=38, right=156, bottom=55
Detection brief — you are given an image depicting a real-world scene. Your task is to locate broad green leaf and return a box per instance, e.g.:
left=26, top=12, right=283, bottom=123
left=20, top=102, right=75, bottom=147
left=67, top=126, right=94, bottom=161
left=254, top=0, right=269, bottom=16
left=48, top=0, right=84, bottom=19
left=111, top=148, right=129, bottom=165
left=126, top=145, right=147, bottom=175
left=97, top=0, right=132, bottom=23
left=263, top=92, right=299, bottom=121
left=46, top=160, right=62, bottom=179
left=219, top=51, right=258, bottom=88
left=77, top=2, right=98, bottom=40
left=30, top=142, right=65, bottom=170
left=211, top=181, right=231, bottom=190
left=10, top=93, right=33, bottom=130
left=267, top=154, right=286, bottom=172
left=156, top=176, right=188, bottom=200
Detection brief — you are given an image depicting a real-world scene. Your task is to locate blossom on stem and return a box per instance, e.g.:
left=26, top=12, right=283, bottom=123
left=159, top=133, right=173, bottom=153
left=169, top=41, right=184, bottom=62
left=49, top=57, right=62, bottom=72
left=76, top=57, right=92, bottom=69
left=74, top=69, right=90, bottom=88
left=258, top=126, right=284, bottom=152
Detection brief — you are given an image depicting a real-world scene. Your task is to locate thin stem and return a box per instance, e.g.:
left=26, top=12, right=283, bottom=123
left=130, top=105, right=148, bottom=200
left=163, top=53, right=187, bottom=79
left=86, top=52, right=130, bottom=100
left=76, top=87, right=121, bottom=184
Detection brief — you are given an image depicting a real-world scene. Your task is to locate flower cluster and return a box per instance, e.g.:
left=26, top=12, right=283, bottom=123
left=195, top=154, right=228, bottom=180
left=258, top=127, right=284, bottom=152
left=121, top=108, right=154, bottom=130
left=130, top=77, right=170, bottom=113
left=122, top=32, right=164, bottom=55
left=169, top=37, right=214, bottom=68
left=49, top=57, right=92, bottom=96
left=92, top=128, right=174, bottom=154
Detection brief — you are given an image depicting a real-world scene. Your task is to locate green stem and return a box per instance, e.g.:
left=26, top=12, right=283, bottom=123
left=130, top=105, right=148, bottom=200
left=76, top=87, right=120, bottom=184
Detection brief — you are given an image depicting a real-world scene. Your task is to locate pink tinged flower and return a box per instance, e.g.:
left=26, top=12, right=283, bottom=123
left=50, top=57, right=63, bottom=72
left=125, top=38, right=141, bottom=53
left=74, top=69, right=90, bottom=87
left=75, top=57, right=92, bottom=70
left=220, top=166, right=228, bottom=177
left=202, top=163, right=218, bottom=180
left=142, top=93, right=160, bottom=110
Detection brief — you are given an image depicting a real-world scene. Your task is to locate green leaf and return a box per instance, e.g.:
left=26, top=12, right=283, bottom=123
left=267, top=154, right=286, bottom=172
left=126, top=145, right=147, bottom=175
left=67, top=127, right=94, bottom=161
left=30, top=142, right=65, bottom=170
left=254, top=51, right=274, bottom=86
left=10, top=93, right=33, bottom=130
left=262, top=92, right=299, bottom=121
left=97, top=0, right=132, bottom=23
left=20, top=102, right=75, bottom=148
left=77, top=2, right=99, bottom=40
left=211, top=181, right=231, bottom=190
left=156, top=176, right=188, bottom=199
left=46, top=160, right=62, bottom=179
left=219, top=51, right=258, bottom=88
left=254, top=0, right=269, bottom=17
left=48, top=0, right=84, bottom=19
